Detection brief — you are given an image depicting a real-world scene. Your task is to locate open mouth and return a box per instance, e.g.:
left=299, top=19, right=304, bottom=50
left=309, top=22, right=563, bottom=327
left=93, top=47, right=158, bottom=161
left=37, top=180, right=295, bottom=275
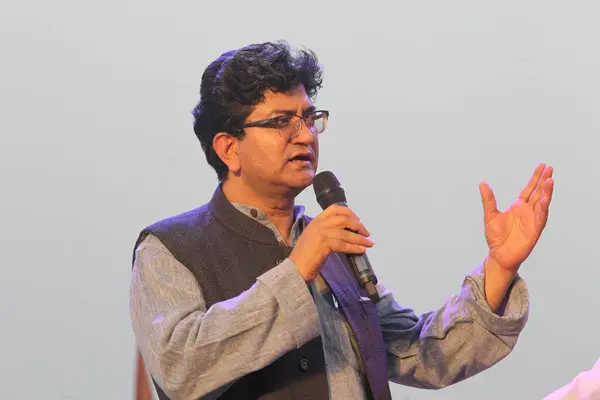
left=289, top=154, right=312, bottom=163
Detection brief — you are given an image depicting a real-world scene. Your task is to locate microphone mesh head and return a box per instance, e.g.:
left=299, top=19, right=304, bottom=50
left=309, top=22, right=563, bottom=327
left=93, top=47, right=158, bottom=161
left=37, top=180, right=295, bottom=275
left=313, top=171, right=347, bottom=209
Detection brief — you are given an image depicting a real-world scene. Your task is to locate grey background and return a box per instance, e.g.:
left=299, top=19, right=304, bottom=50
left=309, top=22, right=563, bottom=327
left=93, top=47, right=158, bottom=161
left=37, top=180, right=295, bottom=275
left=1, top=1, right=598, bottom=399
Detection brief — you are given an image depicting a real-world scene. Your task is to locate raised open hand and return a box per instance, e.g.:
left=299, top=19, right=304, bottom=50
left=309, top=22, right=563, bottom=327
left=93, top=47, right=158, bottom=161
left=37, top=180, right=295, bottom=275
left=479, top=163, right=555, bottom=272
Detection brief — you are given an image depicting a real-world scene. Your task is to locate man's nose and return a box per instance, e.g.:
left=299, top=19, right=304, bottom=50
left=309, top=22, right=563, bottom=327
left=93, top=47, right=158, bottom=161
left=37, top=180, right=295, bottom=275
left=291, top=120, right=316, bottom=144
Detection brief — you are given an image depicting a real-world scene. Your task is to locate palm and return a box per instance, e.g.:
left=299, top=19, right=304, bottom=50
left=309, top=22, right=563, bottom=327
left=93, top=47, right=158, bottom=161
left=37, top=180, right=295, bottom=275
left=479, top=164, right=555, bottom=272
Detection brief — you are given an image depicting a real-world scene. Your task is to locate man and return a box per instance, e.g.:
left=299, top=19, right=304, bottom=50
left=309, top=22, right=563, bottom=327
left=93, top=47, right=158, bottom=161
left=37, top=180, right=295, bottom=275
left=130, top=41, right=555, bottom=400
left=544, top=358, right=600, bottom=400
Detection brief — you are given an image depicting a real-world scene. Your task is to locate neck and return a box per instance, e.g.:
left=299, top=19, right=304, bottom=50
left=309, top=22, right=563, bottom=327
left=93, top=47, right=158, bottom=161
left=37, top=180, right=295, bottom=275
left=221, top=178, right=296, bottom=243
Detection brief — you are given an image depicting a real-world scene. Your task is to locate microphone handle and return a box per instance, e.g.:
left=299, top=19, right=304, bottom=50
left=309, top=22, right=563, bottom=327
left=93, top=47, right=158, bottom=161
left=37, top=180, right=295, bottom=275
left=346, top=253, right=380, bottom=303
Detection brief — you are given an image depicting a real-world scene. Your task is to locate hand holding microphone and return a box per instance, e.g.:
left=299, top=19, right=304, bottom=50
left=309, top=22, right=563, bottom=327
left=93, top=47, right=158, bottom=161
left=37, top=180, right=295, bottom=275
left=289, top=171, right=381, bottom=303
left=289, top=204, right=374, bottom=281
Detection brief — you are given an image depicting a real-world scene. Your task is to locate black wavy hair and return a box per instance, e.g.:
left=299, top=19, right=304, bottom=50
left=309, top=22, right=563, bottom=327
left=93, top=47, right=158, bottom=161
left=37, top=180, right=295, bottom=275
left=191, top=41, right=324, bottom=181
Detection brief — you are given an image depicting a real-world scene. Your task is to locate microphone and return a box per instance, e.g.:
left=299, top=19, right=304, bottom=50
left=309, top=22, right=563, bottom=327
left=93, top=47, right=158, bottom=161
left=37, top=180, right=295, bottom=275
left=313, top=171, right=380, bottom=303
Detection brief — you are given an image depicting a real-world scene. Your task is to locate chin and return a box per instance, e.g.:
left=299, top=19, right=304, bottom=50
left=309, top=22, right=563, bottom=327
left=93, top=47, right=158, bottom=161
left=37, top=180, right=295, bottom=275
left=287, top=170, right=316, bottom=191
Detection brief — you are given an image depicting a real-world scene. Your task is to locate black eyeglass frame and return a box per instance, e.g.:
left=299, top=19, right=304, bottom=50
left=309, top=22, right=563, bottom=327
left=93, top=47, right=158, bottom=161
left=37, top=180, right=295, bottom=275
left=237, top=109, right=330, bottom=139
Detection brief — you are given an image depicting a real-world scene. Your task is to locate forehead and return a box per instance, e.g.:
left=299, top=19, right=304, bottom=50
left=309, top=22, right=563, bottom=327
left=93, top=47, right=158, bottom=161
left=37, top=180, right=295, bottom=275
left=250, top=85, right=313, bottom=119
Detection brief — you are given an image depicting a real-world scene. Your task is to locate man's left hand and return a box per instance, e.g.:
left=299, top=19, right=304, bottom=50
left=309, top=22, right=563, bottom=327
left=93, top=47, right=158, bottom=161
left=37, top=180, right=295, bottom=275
left=479, top=163, right=555, bottom=273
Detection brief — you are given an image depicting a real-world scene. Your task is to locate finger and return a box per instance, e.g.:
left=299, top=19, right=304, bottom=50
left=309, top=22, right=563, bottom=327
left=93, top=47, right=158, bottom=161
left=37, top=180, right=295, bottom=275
left=323, top=215, right=370, bottom=237
left=543, top=178, right=555, bottom=206
left=324, top=215, right=371, bottom=236
left=332, top=242, right=369, bottom=255
left=534, top=178, right=554, bottom=229
left=529, top=166, right=554, bottom=206
left=479, top=182, right=499, bottom=223
left=541, top=165, right=554, bottom=181
left=535, top=197, right=551, bottom=230
left=324, top=229, right=374, bottom=249
left=345, top=219, right=370, bottom=237
left=529, top=187, right=541, bottom=207
left=320, top=204, right=360, bottom=220
left=518, top=163, right=546, bottom=201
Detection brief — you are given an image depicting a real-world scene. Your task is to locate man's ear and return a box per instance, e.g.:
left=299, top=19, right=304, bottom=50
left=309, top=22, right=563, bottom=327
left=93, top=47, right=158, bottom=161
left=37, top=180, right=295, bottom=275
left=212, top=132, right=241, bottom=174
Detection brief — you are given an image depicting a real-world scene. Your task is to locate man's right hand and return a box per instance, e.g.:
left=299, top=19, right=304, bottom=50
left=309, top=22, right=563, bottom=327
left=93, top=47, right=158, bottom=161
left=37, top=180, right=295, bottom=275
left=289, top=204, right=374, bottom=281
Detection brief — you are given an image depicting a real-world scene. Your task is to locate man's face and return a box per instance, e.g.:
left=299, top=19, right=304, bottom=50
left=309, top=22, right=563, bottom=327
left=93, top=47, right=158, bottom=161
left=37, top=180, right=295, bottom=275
left=236, top=85, right=320, bottom=193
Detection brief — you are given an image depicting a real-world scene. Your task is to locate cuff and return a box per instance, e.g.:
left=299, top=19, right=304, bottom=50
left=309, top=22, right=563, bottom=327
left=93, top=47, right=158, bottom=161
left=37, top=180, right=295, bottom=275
left=463, top=263, right=530, bottom=335
left=257, top=258, right=320, bottom=348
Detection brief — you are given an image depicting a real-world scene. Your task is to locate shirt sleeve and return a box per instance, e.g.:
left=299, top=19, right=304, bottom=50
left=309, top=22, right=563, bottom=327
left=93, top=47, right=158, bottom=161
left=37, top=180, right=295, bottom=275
left=129, top=235, right=320, bottom=400
left=378, top=262, right=530, bottom=388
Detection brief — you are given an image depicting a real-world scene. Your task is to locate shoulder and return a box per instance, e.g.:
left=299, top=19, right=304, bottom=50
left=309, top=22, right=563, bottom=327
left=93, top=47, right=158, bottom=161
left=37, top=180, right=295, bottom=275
left=131, top=203, right=215, bottom=262
left=145, top=204, right=212, bottom=234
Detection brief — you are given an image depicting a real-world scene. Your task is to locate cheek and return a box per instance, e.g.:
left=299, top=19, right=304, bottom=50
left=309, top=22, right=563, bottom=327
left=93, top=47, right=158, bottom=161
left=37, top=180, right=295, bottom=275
left=242, top=136, right=285, bottom=172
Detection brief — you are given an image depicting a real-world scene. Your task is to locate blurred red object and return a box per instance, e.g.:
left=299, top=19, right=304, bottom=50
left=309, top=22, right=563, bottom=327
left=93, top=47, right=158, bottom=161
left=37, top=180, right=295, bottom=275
left=135, top=350, right=153, bottom=400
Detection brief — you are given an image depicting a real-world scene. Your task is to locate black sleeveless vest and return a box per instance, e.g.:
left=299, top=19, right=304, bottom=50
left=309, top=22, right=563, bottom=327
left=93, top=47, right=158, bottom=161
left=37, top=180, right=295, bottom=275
left=133, top=187, right=392, bottom=400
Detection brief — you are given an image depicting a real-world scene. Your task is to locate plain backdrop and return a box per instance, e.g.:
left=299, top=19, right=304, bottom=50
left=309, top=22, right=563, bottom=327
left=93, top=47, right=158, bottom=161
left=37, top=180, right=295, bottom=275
left=1, top=1, right=599, bottom=399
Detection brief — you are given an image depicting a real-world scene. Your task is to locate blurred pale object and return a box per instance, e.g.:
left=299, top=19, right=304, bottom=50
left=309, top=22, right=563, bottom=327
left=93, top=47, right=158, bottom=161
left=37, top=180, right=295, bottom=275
left=544, top=358, right=600, bottom=400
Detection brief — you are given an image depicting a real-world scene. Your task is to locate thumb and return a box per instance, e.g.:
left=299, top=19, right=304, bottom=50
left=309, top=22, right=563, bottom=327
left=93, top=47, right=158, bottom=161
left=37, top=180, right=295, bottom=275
left=479, top=182, right=499, bottom=223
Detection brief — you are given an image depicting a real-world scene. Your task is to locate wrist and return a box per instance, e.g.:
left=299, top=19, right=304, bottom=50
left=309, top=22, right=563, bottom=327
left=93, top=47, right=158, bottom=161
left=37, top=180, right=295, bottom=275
left=483, top=255, right=518, bottom=314
left=288, top=254, right=314, bottom=282
left=484, top=255, right=518, bottom=284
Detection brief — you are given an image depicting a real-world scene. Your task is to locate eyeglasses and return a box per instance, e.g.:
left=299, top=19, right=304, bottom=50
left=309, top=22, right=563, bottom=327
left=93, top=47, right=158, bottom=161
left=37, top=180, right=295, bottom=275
left=239, top=110, right=329, bottom=140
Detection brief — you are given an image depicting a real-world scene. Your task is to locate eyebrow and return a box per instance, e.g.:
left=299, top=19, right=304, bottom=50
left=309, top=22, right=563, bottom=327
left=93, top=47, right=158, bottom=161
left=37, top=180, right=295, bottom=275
left=267, top=105, right=317, bottom=118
